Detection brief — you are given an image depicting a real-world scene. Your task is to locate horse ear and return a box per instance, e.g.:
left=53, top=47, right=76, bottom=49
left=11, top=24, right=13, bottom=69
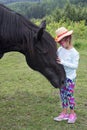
left=36, top=20, right=46, bottom=41
left=40, top=20, right=46, bottom=29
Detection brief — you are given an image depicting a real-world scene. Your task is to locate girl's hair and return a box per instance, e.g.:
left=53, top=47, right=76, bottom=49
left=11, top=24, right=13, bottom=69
left=65, top=35, right=72, bottom=44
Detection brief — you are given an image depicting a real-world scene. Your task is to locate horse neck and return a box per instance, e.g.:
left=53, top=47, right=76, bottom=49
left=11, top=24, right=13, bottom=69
left=0, top=32, right=34, bottom=58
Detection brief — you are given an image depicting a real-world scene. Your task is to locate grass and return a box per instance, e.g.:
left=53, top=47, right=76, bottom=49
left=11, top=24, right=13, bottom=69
left=0, top=49, right=87, bottom=130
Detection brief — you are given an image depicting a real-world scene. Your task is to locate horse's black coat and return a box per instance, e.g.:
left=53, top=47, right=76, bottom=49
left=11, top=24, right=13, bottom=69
left=0, top=4, right=66, bottom=88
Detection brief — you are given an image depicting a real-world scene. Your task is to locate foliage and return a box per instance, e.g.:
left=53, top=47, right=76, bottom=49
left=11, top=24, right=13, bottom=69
left=6, top=0, right=87, bottom=24
left=7, top=2, right=33, bottom=17
left=7, top=0, right=68, bottom=19
left=52, top=3, right=87, bottom=25
left=0, top=0, right=41, bottom=4
left=70, top=0, right=87, bottom=5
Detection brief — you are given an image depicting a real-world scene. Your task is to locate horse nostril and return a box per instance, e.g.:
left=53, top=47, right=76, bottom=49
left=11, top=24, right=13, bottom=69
left=62, top=80, right=65, bottom=85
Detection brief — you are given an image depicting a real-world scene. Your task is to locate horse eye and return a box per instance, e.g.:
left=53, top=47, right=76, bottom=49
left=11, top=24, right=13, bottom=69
left=36, top=46, right=48, bottom=54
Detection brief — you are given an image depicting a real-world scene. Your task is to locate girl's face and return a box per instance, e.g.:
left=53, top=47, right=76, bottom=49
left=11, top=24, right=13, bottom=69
left=59, top=36, right=71, bottom=49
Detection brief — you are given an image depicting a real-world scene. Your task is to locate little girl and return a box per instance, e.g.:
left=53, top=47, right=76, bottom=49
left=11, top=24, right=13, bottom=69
left=54, top=27, right=80, bottom=123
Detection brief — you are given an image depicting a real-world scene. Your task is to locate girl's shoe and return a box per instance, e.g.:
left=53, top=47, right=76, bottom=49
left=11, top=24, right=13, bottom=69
left=54, top=112, right=69, bottom=121
left=68, top=113, right=77, bottom=123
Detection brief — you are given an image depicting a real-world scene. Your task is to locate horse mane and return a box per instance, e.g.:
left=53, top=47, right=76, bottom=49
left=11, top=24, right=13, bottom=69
left=0, top=4, right=39, bottom=54
left=0, top=4, right=38, bottom=31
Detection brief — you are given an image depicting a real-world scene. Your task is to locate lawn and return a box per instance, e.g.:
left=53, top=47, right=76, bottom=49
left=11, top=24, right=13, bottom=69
left=0, top=50, right=87, bottom=130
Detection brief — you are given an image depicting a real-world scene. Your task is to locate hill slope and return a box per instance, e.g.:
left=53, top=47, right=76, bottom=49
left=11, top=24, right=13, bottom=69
left=0, top=0, right=40, bottom=4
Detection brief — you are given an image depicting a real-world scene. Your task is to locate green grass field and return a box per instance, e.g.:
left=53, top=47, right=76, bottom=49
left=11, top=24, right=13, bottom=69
left=0, top=49, right=87, bottom=130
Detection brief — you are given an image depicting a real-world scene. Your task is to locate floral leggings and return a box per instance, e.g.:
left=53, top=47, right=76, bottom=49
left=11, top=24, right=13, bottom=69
left=60, top=78, right=76, bottom=109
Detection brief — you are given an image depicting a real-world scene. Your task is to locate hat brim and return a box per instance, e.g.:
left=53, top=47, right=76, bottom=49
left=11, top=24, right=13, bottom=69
left=55, top=30, right=73, bottom=42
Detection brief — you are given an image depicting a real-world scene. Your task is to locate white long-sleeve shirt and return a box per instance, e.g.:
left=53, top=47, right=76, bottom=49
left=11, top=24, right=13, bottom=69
left=57, top=46, right=80, bottom=80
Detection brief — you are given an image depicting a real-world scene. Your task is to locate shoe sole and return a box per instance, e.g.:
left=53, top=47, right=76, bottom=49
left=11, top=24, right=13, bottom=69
left=68, top=117, right=77, bottom=124
left=54, top=118, right=68, bottom=121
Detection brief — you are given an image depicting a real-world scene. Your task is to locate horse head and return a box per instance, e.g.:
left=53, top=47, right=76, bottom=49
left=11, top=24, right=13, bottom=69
left=25, top=20, right=66, bottom=88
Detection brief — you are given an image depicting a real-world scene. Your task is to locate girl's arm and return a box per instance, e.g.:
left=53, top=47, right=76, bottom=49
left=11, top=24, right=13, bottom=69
left=61, top=53, right=80, bottom=69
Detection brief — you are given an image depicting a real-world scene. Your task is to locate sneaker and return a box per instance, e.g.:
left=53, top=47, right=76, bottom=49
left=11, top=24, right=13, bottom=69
left=68, top=113, right=77, bottom=123
left=54, top=112, right=69, bottom=121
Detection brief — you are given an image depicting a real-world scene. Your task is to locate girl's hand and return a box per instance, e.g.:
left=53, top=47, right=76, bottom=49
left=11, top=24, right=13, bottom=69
left=56, top=57, right=61, bottom=64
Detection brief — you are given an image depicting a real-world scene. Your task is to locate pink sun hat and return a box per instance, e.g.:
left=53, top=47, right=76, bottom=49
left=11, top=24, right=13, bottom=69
left=55, top=27, right=73, bottom=42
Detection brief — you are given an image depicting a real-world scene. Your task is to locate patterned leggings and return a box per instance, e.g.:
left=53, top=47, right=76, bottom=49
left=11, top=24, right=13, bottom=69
left=60, top=78, right=76, bottom=109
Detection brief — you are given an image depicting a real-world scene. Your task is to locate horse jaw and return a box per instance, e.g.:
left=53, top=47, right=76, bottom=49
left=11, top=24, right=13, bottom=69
left=0, top=53, right=4, bottom=59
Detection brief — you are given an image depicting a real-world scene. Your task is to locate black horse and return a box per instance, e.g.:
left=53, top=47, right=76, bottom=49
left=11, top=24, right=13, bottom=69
left=0, top=4, right=66, bottom=88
